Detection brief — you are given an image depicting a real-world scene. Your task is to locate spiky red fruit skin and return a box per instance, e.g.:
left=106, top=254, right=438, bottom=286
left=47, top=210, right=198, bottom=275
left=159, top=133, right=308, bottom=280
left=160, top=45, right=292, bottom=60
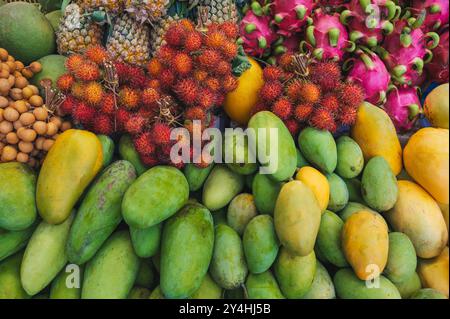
left=298, top=82, right=321, bottom=104
left=338, top=105, right=358, bottom=126
left=194, top=70, right=208, bottom=82
left=165, top=24, right=186, bottom=47
left=101, top=94, right=116, bottom=115
left=279, top=54, right=294, bottom=70
left=220, top=22, right=239, bottom=39
left=310, top=61, right=342, bottom=91
left=206, top=31, right=227, bottom=50
left=71, top=82, right=85, bottom=100
left=66, top=54, right=85, bottom=73
left=205, top=77, right=221, bottom=92
left=179, top=19, right=195, bottom=32
left=196, top=89, right=217, bottom=110
left=125, top=115, right=147, bottom=135
left=272, top=99, right=293, bottom=120
left=128, top=66, right=148, bottom=89
left=119, top=87, right=141, bottom=110
left=184, top=31, right=203, bottom=52
left=147, top=58, right=163, bottom=77
left=215, top=60, right=232, bottom=76
left=57, top=74, right=75, bottom=92
left=309, top=108, right=337, bottom=133
left=73, top=102, right=95, bottom=124
left=84, top=81, right=104, bottom=106
left=198, top=50, right=221, bottom=68
left=142, top=87, right=160, bottom=109
left=141, top=154, right=159, bottom=167
left=159, top=69, right=176, bottom=87
left=85, top=45, right=109, bottom=65
left=263, top=66, right=285, bottom=82
left=134, top=132, right=156, bottom=155
left=294, top=103, right=314, bottom=121
left=175, top=79, right=198, bottom=105
left=222, top=76, right=238, bottom=93
left=59, top=95, right=78, bottom=115
left=320, top=94, right=340, bottom=114
left=285, top=119, right=301, bottom=137
left=221, top=41, right=239, bottom=60
left=147, top=79, right=161, bottom=90
left=74, top=61, right=100, bottom=81
left=152, top=123, right=172, bottom=145
left=94, top=114, right=114, bottom=135
left=260, top=82, right=283, bottom=102
left=286, top=80, right=304, bottom=102
left=338, top=83, right=365, bottom=108
left=251, top=103, right=270, bottom=117
left=117, top=108, right=131, bottom=130
left=185, top=107, right=206, bottom=122
left=173, top=53, right=193, bottom=75
left=158, top=46, right=177, bottom=65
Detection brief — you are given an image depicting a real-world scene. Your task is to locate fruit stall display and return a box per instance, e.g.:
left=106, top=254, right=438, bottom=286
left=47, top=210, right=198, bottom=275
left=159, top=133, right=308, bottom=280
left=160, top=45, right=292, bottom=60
left=0, top=0, right=448, bottom=300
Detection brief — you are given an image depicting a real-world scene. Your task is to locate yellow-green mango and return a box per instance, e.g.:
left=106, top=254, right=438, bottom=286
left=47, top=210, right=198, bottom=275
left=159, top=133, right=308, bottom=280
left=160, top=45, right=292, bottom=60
left=227, top=193, right=258, bottom=235
left=339, top=202, right=380, bottom=222
left=385, top=232, right=417, bottom=283
left=316, top=211, right=348, bottom=267
left=0, top=253, right=30, bottom=299
left=82, top=231, right=139, bottom=299
left=224, top=133, right=258, bottom=175
left=245, top=271, right=285, bottom=299
left=418, top=247, right=449, bottom=298
left=190, top=274, right=223, bottom=299
left=50, top=265, right=83, bottom=299
left=122, top=166, right=189, bottom=229
left=298, top=127, right=337, bottom=174
left=296, top=148, right=310, bottom=168
left=302, top=261, right=336, bottom=299
left=21, top=214, right=74, bottom=296
left=118, top=135, right=148, bottom=176
left=37, top=130, right=103, bottom=225
left=183, top=163, right=214, bottom=192
left=411, top=288, right=447, bottom=299
left=274, top=248, right=316, bottom=299
left=386, top=181, right=448, bottom=259
left=274, top=181, right=321, bottom=256
left=296, top=166, right=330, bottom=212
left=135, top=259, right=155, bottom=289
left=326, top=173, right=349, bottom=212
left=210, top=224, right=248, bottom=290
left=343, top=178, right=365, bottom=204
left=336, top=136, right=364, bottom=179
left=334, top=269, right=401, bottom=299
left=149, top=286, right=165, bottom=299
left=128, top=287, right=151, bottom=299
left=252, top=173, right=282, bottom=215
left=130, top=224, right=162, bottom=258
left=0, top=162, right=36, bottom=231
left=342, top=211, right=389, bottom=280
left=394, top=272, right=422, bottom=299
left=424, top=83, right=449, bottom=129
left=97, top=134, right=114, bottom=169
left=0, top=223, right=36, bottom=262
left=243, top=215, right=279, bottom=274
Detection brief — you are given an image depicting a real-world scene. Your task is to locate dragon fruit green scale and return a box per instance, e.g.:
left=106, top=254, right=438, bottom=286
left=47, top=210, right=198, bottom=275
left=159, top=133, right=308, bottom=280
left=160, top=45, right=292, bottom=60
left=384, top=86, right=422, bottom=132
left=411, top=0, right=449, bottom=31
left=272, top=0, right=315, bottom=37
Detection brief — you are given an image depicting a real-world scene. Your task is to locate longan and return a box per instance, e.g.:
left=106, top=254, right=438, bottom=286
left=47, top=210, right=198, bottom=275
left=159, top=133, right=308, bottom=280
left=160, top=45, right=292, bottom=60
left=19, top=129, right=37, bottom=142
left=13, top=120, right=23, bottom=130
left=19, top=112, right=35, bottom=126
left=0, top=78, right=11, bottom=93
left=35, top=136, right=45, bottom=150
left=0, top=68, right=9, bottom=79
left=14, top=61, right=25, bottom=71
left=0, top=109, right=3, bottom=122
left=22, top=87, right=33, bottom=99
left=33, top=121, right=47, bottom=135
left=16, top=152, right=29, bottom=163
left=14, top=77, right=28, bottom=89
left=18, top=141, right=33, bottom=153
left=29, top=62, right=42, bottom=73
left=42, top=139, right=54, bottom=151
left=21, top=68, right=33, bottom=79
left=28, top=85, right=39, bottom=95
left=13, top=100, right=28, bottom=113
left=29, top=95, right=43, bottom=107
left=50, top=116, right=62, bottom=128
left=0, top=121, right=13, bottom=134
left=46, top=122, right=58, bottom=136
left=0, top=96, right=8, bottom=108
left=3, top=107, right=19, bottom=122
left=10, top=88, right=23, bottom=100
left=1, top=145, right=17, bottom=161
left=6, top=132, right=19, bottom=144
left=33, top=107, right=48, bottom=121
left=61, top=121, right=72, bottom=132
left=0, top=49, right=8, bottom=61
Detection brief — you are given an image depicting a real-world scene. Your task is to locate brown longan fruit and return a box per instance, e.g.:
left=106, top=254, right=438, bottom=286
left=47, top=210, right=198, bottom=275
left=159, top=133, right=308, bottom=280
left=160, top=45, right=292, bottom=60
left=42, top=139, right=54, bottom=151
left=3, top=107, right=19, bottom=122
left=18, top=141, right=33, bottom=153
left=35, top=136, right=45, bottom=150
left=29, top=62, right=42, bottom=73
left=9, top=88, right=23, bottom=101
left=50, top=116, right=62, bottom=128
left=19, top=129, right=37, bottom=142
left=0, top=96, right=8, bottom=108
left=13, top=100, right=28, bottom=113
left=13, top=120, right=23, bottom=130
left=33, top=107, right=48, bottom=121
left=61, top=121, right=72, bottom=132
left=52, top=134, right=59, bottom=140
left=29, top=95, right=43, bottom=107
left=21, top=68, right=33, bottom=79
left=0, top=68, right=9, bottom=79
left=14, top=77, right=28, bottom=89
left=0, top=49, right=8, bottom=61
left=1, top=145, right=17, bottom=161
left=0, top=78, right=10, bottom=92
left=46, top=122, right=58, bottom=136
left=19, top=112, right=35, bottom=126
left=0, top=109, right=3, bottom=122
left=14, top=61, right=25, bottom=71
left=33, top=121, right=47, bottom=135
left=16, top=152, right=29, bottom=163
left=0, top=141, right=4, bottom=152
left=28, top=85, right=39, bottom=95
left=22, top=87, right=34, bottom=99
left=6, top=132, right=19, bottom=144
left=6, top=61, right=16, bottom=73
left=0, top=121, right=13, bottom=134
left=31, top=149, right=39, bottom=157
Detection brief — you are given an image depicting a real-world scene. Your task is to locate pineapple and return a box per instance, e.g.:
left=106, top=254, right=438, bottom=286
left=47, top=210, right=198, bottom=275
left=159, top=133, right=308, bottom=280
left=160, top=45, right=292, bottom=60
left=56, top=3, right=104, bottom=55
left=106, top=12, right=151, bottom=67
left=149, top=14, right=181, bottom=56
left=124, top=0, right=170, bottom=23
left=192, top=0, right=239, bottom=24
left=77, top=0, right=124, bottom=14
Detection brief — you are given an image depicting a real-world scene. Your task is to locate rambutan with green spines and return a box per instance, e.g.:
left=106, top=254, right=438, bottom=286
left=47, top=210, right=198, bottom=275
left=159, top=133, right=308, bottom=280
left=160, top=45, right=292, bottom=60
left=147, top=58, right=163, bottom=77
left=119, top=86, right=141, bottom=110
left=57, top=73, right=75, bottom=92
left=272, top=98, right=293, bottom=120
left=263, top=66, right=285, bottom=82
left=84, top=81, right=104, bottom=106
left=142, top=87, right=160, bottom=108
left=309, top=108, right=337, bottom=133
left=338, top=83, right=365, bottom=109
left=294, top=103, right=314, bottom=121
left=184, top=31, right=203, bottom=52
left=66, top=54, right=85, bottom=73
left=101, top=93, right=116, bottom=115
left=298, top=82, right=321, bottom=104
left=73, top=101, right=95, bottom=124
left=222, top=75, right=239, bottom=93
left=71, top=82, right=86, bottom=100
left=151, top=122, right=172, bottom=145
left=310, top=61, right=342, bottom=91
left=94, top=113, right=114, bottom=135
left=125, top=114, right=147, bottom=135
left=198, top=50, right=222, bottom=69
left=173, top=53, right=193, bottom=76
left=74, top=60, right=101, bottom=82
left=85, top=45, right=109, bottom=65
left=260, top=81, right=283, bottom=102
left=134, top=132, right=156, bottom=155
left=175, top=78, right=199, bottom=105
left=320, top=94, right=340, bottom=114
left=165, top=23, right=187, bottom=47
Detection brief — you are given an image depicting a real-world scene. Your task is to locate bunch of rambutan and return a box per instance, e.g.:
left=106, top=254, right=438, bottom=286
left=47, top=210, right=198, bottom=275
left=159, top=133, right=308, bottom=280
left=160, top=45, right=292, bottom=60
left=255, top=54, right=365, bottom=136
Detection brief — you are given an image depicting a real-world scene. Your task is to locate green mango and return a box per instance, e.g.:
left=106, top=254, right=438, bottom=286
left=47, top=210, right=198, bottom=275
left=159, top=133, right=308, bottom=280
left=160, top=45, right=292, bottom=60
left=119, top=135, right=148, bottom=176
left=97, top=135, right=115, bottom=169
left=224, top=133, right=258, bottom=175
left=82, top=231, right=139, bottom=299
left=0, top=162, right=36, bottom=231
left=202, top=165, right=245, bottom=211
left=45, top=10, right=62, bottom=31
left=394, top=272, right=422, bottom=299
left=296, top=148, right=310, bottom=168
left=316, top=211, right=348, bottom=267
left=245, top=174, right=255, bottom=190
left=67, top=161, right=136, bottom=264
left=123, top=166, right=189, bottom=229
left=334, top=269, right=401, bottom=299
left=326, top=173, right=349, bottom=212
left=212, top=208, right=228, bottom=226
left=298, top=127, right=337, bottom=174
left=343, top=178, right=365, bottom=203
left=245, top=271, right=285, bottom=299
left=410, top=289, right=447, bottom=299
left=302, top=261, right=336, bottom=299
left=336, top=136, right=364, bottom=179
left=274, top=248, right=316, bottom=299
left=361, top=156, right=399, bottom=212
left=385, top=232, right=417, bottom=283
left=248, top=111, right=297, bottom=182
left=210, top=224, right=248, bottom=290
left=50, top=265, right=83, bottom=299
left=135, top=259, right=155, bottom=289
left=160, top=204, right=214, bottom=299
left=21, top=214, right=74, bottom=296
left=130, top=224, right=162, bottom=258
left=0, top=253, right=30, bottom=299
left=183, top=163, right=214, bottom=192
left=128, top=287, right=151, bottom=299
left=243, top=215, right=279, bottom=274
left=252, top=173, right=282, bottom=215
left=190, top=274, right=223, bottom=299
left=0, top=223, right=36, bottom=262
left=227, top=193, right=258, bottom=235
left=149, top=286, right=165, bottom=299
left=339, top=202, right=380, bottom=222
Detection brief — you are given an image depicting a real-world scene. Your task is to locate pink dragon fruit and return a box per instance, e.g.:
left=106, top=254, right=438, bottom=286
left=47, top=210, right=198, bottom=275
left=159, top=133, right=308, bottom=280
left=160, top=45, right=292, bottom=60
left=411, top=0, right=449, bottom=31
left=346, top=50, right=391, bottom=105
left=379, top=19, right=440, bottom=86
left=272, top=0, right=315, bottom=37
left=239, top=2, right=278, bottom=57
left=384, top=86, right=422, bottom=132
left=301, top=9, right=355, bottom=61
left=340, top=0, right=400, bottom=47
left=266, top=33, right=302, bottom=64
left=426, top=30, right=449, bottom=83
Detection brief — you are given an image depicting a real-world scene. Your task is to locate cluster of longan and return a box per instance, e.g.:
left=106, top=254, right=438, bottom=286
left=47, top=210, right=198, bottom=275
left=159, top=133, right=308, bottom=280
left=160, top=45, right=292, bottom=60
left=0, top=49, right=72, bottom=168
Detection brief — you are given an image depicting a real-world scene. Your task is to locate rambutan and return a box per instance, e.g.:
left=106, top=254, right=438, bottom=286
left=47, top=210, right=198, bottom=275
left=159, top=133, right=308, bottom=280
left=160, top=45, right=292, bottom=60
left=220, top=22, right=239, bottom=39
left=184, top=31, right=203, bottom=52
left=57, top=73, right=75, bottom=92
left=142, top=87, right=160, bottom=108
left=338, top=83, right=365, bottom=109
left=215, top=60, right=232, bottom=76
left=141, top=155, right=159, bottom=167
left=151, top=123, right=172, bottom=145
left=309, top=108, right=337, bottom=133
left=205, top=31, right=227, bottom=50
left=71, top=82, right=86, bottom=100
left=116, top=108, right=131, bottom=129
left=119, top=86, right=141, bottom=110
left=165, top=23, right=186, bottom=47
left=222, top=75, right=238, bottom=93
left=286, top=80, right=304, bottom=102
left=221, top=41, right=239, bottom=60
left=310, top=61, right=342, bottom=91
left=59, top=95, right=78, bottom=115
left=74, top=61, right=100, bottom=81
left=185, top=106, right=206, bottom=122
left=134, top=132, right=156, bottom=155
left=251, top=103, right=269, bottom=116
left=159, top=68, right=176, bottom=87
left=175, top=78, right=198, bottom=105
left=85, top=45, right=109, bottom=65
left=147, top=79, right=161, bottom=89
left=205, top=77, right=221, bottom=92
left=285, top=119, right=301, bottom=136
left=101, top=93, right=116, bottom=115
left=147, top=58, right=163, bottom=77
left=84, top=81, right=104, bottom=106
left=194, top=70, right=208, bottom=82
left=73, top=102, right=95, bottom=124
left=259, top=81, right=283, bottom=102
left=128, top=66, right=147, bottom=89
left=125, top=115, right=147, bottom=135
left=215, top=94, right=226, bottom=107
left=173, top=53, right=193, bottom=75
left=198, top=50, right=221, bottom=68
left=338, top=105, right=358, bottom=126
left=279, top=54, right=294, bottom=70
left=179, top=19, right=195, bottom=32
left=158, top=45, right=176, bottom=65
left=298, top=82, right=321, bottom=104
left=272, top=98, right=293, bottom=120
left=65, top=54, right=85, bottom=73
left=94, top=114, right=114, bottom=135
left=320, top=94, right=340, bottom=114
left=263, top=66, right=285, bottom=82
left=196, top=88, right=217, bottom=110
left=294, top=103, right=314, bottom=121
left=114, top=61, right=129, bottom=81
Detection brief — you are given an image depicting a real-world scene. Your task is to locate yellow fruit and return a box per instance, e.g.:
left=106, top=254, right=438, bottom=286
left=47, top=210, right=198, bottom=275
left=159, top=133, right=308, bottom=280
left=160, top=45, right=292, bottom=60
left=36, top=129, right=103, bottom=225
left=424, top=83, right=449, bottom=129
left=386, top=181, right=448, bottom=259
left=418, top=247, right=449, bottom=298
left=224, top=58, right=264, bottom=125
left=351, top=102, right=402, bottom=176
left=295, top=166, right=329, bottom=212
left=403, top=128, right=449, bottom=204
left=438, top=203, right=449, bottom=232
left=342, top=211, right=389, bottom=281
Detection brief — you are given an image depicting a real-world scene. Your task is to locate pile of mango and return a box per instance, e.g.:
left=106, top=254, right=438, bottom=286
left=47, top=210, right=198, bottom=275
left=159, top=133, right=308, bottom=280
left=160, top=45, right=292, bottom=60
left=0, top=101, right=448, bottom=300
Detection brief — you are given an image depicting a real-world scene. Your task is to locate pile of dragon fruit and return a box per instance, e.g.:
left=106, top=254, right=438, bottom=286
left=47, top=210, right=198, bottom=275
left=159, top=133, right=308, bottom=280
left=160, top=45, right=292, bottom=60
left=239, top=0, right=448, bottom=132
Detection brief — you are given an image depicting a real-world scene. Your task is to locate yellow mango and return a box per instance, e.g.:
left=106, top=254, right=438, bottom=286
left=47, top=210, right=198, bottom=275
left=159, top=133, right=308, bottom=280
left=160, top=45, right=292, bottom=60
left=386, top=181, right=448, bottom=259
left=438, top=203, right=449, bottom=232
left=403, top=128, right=449, bottom=204
left=418, top=247, right=449, bottom=298
left=224, top=58, right=264, bottom=125
left=351, top=102, right=402, bottom=176
left=274, top=181, right=322, bottom=256
left=295, top=166, right=329, bottom=212
left=342, top=211, right=389, bottom=280
left=424, top=83, right=449, bottom=129
left=36, top=130, right=103, bottom=224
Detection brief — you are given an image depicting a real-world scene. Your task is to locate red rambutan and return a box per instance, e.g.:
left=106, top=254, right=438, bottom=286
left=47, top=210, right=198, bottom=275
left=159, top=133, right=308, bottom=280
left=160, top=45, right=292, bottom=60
left=215, top=60, right=232, bottom=76
left=259, top=81, right=283, bottom=102
left=159, top=68, right=176, bottom=87
left=101, top=93, right=116, bottom=115
left=125, top=115, right=147, bottom=135
left=119, top=86, right=141, bottom=110
left=272, top=98, right=293, bottom=120
left=285, top=119, right=301, bottom=136
left=263, top=66, right=285, bottom=82
left=85, top=45, right=109, bottom=65
left=184, top=31, right=203, bottom=52
left=205, top=77, right=221, bottom=92
left=116, top=108, right=131, bottom=129
left=158, top=45, right=177, bottom=65
left=298, top=82, right=321, bottom=104
left=250, top=103, right=269, bottom=116
left=173, top=53, right=193, bottom=75
left=205, top=31, right=227, bottom=50
left=294, top=103, right=314, bottom=121
left=141, top=155, right=159, bottom=167
left=114, top=61, right=129, bottom=81
left=310, top=61, right=342, bottom=91
left=128, top=66, right=148, bottom=89
left=65, top=54, right=85, bottom=73
left=220, top=22, right=239, bottom=39
left=279, top=54, right=294, bottom=70
left=193, top=70, right=208, bottom=82
left=142, top=87, right=160, bottom=108
left=175, top=78, right=198, bottom=105
left=320, top=94, right=340, bottom=114
left=179, top=19, right=195, bottom=32
left=165, top=23, right=186, bottom=47
left=309, top=108, right=337, bottom=133
left=147, top=58, right=163, bottom=77
left=147, top=79, right=161, bottom=89
left=73, top=102, right=95, bottom=124
left=71, top=82, right=86, bottom=100
left=94, top=114, right=114, bottom=135
left=57, top=73, right=75, bottom=92
left=286, top=80, right=304, bottom=102
left=59, top=95, right=78, bottom=115
left=221, top=41, right=239, bottom=60
left=338, top=105, right=358, bottom=126
left=151, top=123, right=172, bottom=145
left=222, top=75, right=238, bottom=93
left=338, top=83, right=365, bottom=109
left=74, top=61, right=100, bottom=81
left=84, top=81, right=104, bottom=106
left=134, top=132, right=156, bottom=155
left=185, top=106, right=206, bottom=122
left=196, top=88, right=217, bottom=110
left=198, top=50, right=222, bottom=69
